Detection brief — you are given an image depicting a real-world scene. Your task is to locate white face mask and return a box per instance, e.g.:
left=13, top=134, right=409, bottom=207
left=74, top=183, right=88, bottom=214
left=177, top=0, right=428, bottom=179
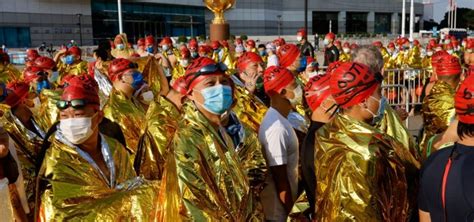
left=296, top=36, right=303, bottom=42
left=288, top=85, right=303, bottom=107
left=427, top=51, right=433, bottom=56
left=28, top=97, right=41, bottom=113
left=308, top=71, right=319, bottom=79
left=162, top=45, right=169, bottom=51
left=180, top=59, right=189, bottom=67
left=447, top=50, right=454, bottom=55
left=49, top=71, right=59, bottom=83
left=60, top=114, right=97, bottom=145
left=343, top=48, right=350, bottom=54
left=116, top=44, right=125, bottom=50
left=141, top=90, right=154, bottom=103
left=323, top=39, right=330, bottom=46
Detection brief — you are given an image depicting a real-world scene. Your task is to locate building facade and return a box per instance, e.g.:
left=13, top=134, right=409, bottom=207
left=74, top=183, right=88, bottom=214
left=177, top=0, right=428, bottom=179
left=0, top=0, right=425, bottom=47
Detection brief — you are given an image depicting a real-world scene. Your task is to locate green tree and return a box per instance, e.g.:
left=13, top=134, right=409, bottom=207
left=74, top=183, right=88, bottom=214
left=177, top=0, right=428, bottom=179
left=439, top=7, right=473, bottom=29
left=464, top=10, right=474, bottom=28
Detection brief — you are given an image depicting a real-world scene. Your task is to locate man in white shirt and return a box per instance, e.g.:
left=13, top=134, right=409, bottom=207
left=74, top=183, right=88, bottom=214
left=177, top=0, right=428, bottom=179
left=266, top=43, right=279, bottom=67
left=259, top=66, right=301, bottom=221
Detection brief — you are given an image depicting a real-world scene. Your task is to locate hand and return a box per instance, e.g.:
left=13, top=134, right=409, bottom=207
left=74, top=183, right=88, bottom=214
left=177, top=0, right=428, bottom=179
left=0, top=137, right=8, bottom=158
left=395, top=107, right=409, bottom=121
left=154, top=53, right=162, bottom=61
left=241, top=72, right=259, bottom=93
left=58, top=48, right=67, bottom=55
left=433, top=119, right=459, bottom=150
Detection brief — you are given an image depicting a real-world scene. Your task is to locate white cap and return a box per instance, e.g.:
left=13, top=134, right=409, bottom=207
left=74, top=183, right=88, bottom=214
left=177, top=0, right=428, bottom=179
left=235, top=45, right=244, bottom=53
left=265, top=42, right=276, bottom=51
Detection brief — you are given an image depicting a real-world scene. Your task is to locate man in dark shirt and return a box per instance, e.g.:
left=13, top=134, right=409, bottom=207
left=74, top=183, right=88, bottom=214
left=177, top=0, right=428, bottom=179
left=296, top=29, right=314, bottom=58
left=323, top=32, right=339, bottom=66
left=313, top=34, right=319, bottom=51
left=301, top=73, right=337, bottom=218
left=418, top=74, right=474, bottom=222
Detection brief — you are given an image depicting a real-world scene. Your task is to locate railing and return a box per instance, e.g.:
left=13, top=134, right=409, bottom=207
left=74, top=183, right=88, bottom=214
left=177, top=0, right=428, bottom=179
left=382, top=68, right=433, bottom=110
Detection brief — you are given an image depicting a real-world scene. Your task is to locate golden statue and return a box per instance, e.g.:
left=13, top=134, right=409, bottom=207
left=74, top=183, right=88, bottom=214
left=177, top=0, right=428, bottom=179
left=204, top=0, right=235, bottom=24
left=204, top=0, right=235, bottom=40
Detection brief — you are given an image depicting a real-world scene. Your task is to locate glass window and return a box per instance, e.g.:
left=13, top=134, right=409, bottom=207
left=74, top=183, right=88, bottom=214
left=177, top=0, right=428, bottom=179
left=375, top=13, right=391, bottom=34
left=312, top=12, right=338, bottom=34
left=346, top=12, right=367, bottom=33
left=91, top=1, right=106, bottom=12
left=91, top=2, right=206, bottom=43
left=0, top=27, right=30, bottom=48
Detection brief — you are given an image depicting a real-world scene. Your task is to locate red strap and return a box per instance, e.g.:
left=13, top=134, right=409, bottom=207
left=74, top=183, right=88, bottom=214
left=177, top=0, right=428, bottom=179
left=441, top=158, right=453, bottom=212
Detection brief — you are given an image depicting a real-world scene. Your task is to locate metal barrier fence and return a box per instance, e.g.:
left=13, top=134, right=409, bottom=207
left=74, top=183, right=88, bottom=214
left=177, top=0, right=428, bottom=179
left=382, top=68, right=433, bottom=112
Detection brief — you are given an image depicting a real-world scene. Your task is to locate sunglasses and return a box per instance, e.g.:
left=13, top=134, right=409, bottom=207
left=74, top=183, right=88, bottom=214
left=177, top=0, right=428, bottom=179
left=186, top=63, right=228, bottom=86
left=194, top=63, right=228, bottom=75
left=56, top=99, right=93, bottom=110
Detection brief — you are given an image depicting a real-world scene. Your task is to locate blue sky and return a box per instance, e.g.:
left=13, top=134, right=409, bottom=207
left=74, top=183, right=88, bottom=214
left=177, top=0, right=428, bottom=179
left=433, top=0, right=473, bottom=22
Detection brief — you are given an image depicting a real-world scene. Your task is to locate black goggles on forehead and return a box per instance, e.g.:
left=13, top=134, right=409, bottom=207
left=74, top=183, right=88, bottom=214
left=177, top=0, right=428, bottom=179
left=185, top=63, right=228, bottom=85
left=56, top=99, right=97, bottom=110
left=37, top=71, right=48, bottom=76
left=128, top=62, right=139, bottom=69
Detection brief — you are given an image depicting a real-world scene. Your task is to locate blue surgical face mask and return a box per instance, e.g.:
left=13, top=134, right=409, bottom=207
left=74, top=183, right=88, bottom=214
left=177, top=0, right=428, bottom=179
left=191, top=51, right=198, bottom=58
left=370, top=96, right=387, bottom=125
left=197, top=84, right=233, bottom=115
left=65, top=55, right=75, bottom=65
left=147, top=46, right=154, bottom=53
left=259, top=50, right=266, bottom=56
left=130, top=71, right=145, bottom=90
left=36, top=80, right=50, bottom=94
left=116, top=44, right=125, bottom=50
left=297, top=57, right=307, bottom=72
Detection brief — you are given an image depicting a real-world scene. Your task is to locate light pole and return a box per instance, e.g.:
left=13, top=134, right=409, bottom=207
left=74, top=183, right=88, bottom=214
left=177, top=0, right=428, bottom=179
left=190, top=15, right=194, bottom=37
left=304, top=0, right=308, bottom=36
left=401, top=0, right=406, bottom=37
left=454, top=0, right=457, bottom=28
left=277, top=15, right=282, bottom=37
left=409, top=0, right=414, bottom=40
left=118, top=0, right=123, bottom=33
left=76, top=14, right=83, bottom=46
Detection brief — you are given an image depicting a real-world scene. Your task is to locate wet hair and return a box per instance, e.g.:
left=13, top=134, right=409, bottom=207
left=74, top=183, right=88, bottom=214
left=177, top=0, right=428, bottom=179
left=93, top=48, right=108, bottom=61
left=98, top=40, right=111, bottom=51
left=352, top=46, right=384, bottom=74
left=457, top=121, right=474, bottom=140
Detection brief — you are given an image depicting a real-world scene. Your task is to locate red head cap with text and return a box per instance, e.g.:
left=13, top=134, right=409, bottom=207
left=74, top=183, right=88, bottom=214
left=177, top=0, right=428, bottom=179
left=305, top=74, right=332, bottom=111
left=263, top=66, right=295, bottom=96
left=277, top=44, right=300, bottom=68
left=330, top=62, right=382, bottom=108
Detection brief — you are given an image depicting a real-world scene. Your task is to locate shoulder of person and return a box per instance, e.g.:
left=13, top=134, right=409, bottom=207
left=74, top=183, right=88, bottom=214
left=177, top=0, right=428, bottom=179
left=420, top=145, right=454, bottom=175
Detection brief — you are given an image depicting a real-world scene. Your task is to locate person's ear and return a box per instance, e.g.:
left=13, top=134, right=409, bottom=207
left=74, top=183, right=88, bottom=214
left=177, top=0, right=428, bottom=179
left=362, top=99, right=369, bottom=108
left=180, top=95, right=187, bottom=105
left=97, top=110, right=104, bottom=122
left=186, top=90, right=195, bottom=101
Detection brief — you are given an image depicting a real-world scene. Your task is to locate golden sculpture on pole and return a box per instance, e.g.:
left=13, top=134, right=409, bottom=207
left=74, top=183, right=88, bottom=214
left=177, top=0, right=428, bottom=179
left=203, top=0, right=235, bottom=40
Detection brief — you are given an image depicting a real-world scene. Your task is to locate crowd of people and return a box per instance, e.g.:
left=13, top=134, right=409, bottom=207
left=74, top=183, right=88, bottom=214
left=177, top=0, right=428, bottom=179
left=0, top=28, right=473, bottom=221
